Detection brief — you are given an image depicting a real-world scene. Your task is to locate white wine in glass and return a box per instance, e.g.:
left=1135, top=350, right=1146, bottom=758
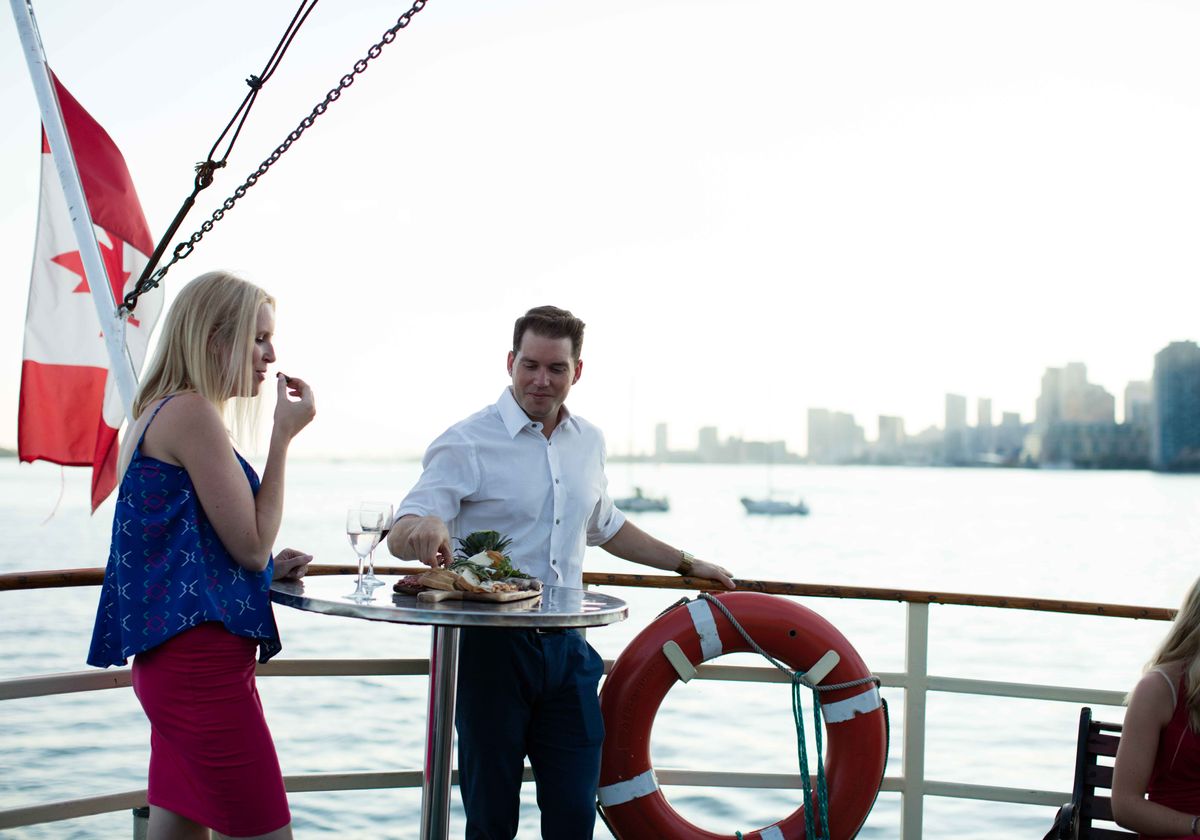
left=360, top=502, right=393, bottom=587
left=345, top=507, right=381, bottom=601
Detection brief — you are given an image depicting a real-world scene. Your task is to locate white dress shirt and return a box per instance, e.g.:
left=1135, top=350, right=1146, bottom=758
left=397, top=388, right=626, bottom=588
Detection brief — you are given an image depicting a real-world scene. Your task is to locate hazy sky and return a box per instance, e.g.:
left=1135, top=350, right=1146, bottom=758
left=2, top=0, right=1199, bottom=459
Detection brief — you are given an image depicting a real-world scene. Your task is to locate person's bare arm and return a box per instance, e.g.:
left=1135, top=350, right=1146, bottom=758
left=600, top=520, right=734, bottom=589
left=152, top=376, right=314, bottom=572
left=1112, top=670, right=1197, bottom=835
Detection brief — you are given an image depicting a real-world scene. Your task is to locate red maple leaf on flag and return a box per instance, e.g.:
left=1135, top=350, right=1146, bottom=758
left=49, top=235, right=141, bottom=327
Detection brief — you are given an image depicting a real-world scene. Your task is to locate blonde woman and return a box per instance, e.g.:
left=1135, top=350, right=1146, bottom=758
left=1113, top=577, right=1200, bottom=838
left=88, top=271, right=315, bottom=840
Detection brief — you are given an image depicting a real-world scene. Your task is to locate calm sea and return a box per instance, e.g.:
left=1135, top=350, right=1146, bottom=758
left=2, top=459, right=1198, bottom=838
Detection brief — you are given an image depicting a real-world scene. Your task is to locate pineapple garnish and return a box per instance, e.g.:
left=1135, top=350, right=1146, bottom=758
left=455, top=530, right=513, bottom=560
left=449, top=530, right=530, bottom=580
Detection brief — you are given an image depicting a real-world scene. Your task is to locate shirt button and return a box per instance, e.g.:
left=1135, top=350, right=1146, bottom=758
left=551, top=559, right=558, bottom=565
left=555, top=518, right=560, bottom=525
left=554, top=478, right=559, bottom=484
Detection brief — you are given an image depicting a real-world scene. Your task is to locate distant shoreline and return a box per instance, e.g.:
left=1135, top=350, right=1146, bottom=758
left=607, top=454, right=1188, bottom=472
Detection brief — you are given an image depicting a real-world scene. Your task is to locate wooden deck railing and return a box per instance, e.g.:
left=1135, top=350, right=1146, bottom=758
left=0, top=567, right=1173, bottom=837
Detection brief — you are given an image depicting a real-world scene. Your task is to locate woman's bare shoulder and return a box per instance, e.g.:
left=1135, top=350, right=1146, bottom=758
left=1134, top=668, right=1175, bottom=691
left=140, top=393, right=226, bottom=462
left=150, top=392, right=222, bottom=429
left=1129, top=667, right=1180, bottom=722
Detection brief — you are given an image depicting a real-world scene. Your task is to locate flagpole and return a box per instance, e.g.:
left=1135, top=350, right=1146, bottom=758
left=10, top=0, right=139, bottom=425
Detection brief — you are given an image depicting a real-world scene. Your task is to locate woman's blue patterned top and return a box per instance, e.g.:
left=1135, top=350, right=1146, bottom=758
left=87, top=397, right=281, bottom=667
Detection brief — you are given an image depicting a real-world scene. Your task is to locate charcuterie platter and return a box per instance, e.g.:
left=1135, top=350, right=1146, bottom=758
left=394, top=529, right=544, bottom=604
left=417, top=586, right=541, bottom=604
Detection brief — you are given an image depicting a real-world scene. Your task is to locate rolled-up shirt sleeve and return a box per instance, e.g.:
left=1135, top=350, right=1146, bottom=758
left=396, top=429, right=480, bottom=523
left=586, top=434, right=625, bottom=546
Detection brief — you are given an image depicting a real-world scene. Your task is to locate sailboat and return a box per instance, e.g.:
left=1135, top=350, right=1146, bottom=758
left=740, top=437, right=808, bottom=515
left=613, top=486, right=669, bottom=512
left=739, top=495, right=809, bottom=516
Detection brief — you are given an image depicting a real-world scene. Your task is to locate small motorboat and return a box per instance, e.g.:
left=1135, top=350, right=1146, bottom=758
left=614, top=487, right=670, bottom=512
left=740, top=496, right=809, bottom=516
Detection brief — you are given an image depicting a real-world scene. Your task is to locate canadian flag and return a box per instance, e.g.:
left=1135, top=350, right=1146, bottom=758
left=19, top=73, right=163, bottom=512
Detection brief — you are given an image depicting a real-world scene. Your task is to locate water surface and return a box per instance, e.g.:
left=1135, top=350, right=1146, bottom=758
left=2, top=460, right=1197, bottom=838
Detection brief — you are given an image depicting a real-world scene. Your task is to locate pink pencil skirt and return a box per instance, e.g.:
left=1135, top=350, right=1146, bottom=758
left=131, top=622, right=290, bottom=837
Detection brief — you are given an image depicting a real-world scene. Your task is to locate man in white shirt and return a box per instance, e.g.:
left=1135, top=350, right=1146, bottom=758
left=387, top=305, right=733, bottom=840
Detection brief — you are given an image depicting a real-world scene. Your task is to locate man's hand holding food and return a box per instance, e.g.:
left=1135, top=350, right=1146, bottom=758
left=389, top=514, right=453, bottom=568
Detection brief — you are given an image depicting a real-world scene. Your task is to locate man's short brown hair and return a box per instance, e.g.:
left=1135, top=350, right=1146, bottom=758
left=513, top=306, right=585, bottom=360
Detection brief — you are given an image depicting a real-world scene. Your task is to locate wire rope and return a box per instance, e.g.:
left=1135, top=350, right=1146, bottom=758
left=123, top=0, right=431, bottom=313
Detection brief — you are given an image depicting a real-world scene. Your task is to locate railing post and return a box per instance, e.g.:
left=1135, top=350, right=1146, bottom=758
left=901, top=602, right=929, bottom=840
left=131, top=805, right=148, bottom=839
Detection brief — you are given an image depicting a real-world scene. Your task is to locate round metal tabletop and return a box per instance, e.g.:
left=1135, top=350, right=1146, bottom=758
left=271, top=575, right=628, bottom=629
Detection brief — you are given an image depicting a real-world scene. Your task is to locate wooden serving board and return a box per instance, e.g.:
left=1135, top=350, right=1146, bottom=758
left=417, top=588, right=543, bottom=604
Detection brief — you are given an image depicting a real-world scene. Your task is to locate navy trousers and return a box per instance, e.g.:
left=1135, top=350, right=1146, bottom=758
left=455, top=627, right=606, bottom=840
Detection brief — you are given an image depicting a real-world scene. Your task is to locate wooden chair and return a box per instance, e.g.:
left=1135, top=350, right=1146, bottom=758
left=1049, top=706, right=1136, bottom=840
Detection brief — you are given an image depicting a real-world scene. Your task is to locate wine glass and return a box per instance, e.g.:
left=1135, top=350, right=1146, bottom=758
left=344, top=507, right=381, bottom=601
left=360, top=501, right=393, bottom=588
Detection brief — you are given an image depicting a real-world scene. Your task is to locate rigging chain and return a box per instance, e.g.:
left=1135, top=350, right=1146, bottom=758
left=123, top=0, right=429, bottom=315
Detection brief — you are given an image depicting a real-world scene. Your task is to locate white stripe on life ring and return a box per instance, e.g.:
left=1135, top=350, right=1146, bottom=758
left=758, top=825, right=785, bottom=840
left=687, top=600, right=723, bottom=662
left=597, top=768, right=659, bottom=807
left=822, top=685, right=882, bottom=723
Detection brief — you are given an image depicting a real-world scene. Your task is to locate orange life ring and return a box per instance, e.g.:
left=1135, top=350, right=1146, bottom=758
left=598, top=592, right=887, bottom=840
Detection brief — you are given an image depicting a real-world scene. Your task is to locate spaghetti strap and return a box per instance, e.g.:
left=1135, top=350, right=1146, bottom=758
left=135, top=395, right=177, bottom=455
left=1152, top=667, right=1178, bottom=711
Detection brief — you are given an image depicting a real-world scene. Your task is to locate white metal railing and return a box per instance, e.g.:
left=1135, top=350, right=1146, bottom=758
left=0, top=572, right=1165, bottom=837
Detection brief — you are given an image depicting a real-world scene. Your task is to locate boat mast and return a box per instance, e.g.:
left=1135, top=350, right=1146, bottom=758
left=10, top=0, right=140, bottom=424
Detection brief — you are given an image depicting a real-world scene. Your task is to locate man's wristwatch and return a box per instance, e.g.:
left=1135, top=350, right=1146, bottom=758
left=675, top=549, right=695, bottom=577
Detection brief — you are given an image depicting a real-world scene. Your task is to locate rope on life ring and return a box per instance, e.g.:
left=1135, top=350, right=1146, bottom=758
left=597, top=591, right=889, bottom=840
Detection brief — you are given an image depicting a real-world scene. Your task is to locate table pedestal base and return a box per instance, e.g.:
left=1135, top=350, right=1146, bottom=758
left=420, top=624, right=460, bottom=840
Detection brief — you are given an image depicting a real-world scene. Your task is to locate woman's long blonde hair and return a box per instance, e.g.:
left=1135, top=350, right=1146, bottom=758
left=1146, top=576, right=1200, bottom=731
left=134, top=271, right=274, bottom=442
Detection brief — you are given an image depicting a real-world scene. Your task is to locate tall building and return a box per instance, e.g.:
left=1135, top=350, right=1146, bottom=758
left=697, top=426, right=720, bottom=462
left=807, top=408, right=864, bottom=463
left=875, top=415, right=906, bottom=464
left=944, top=394, right=968, bottom=464
left=1151, top=342, right=1200, bottom=471
left=1124, top=381, right=1152, bottom=430
left=970, top=397, right=994, bottom=459
left=1036, top=363, right=1115, bottom=428
left=654, top=423, right=669, bottom=459
left=976, top=398, right=992, bottom=428
left=807, top=409, right=831, bottom=461
left=1065, top=385, right=1115, bottom=424
left=878, top=415, right=905, bottom=449
left=1035, top=368, right=1063, bottom=431
left=831, top=412, right=866, bottom=462
left=945, top=394, right=967, bottom=430
left=996, top=412, right=1025, bottom=460
left=1032, top=363, right=1124, bottom=466
left=1063, top=362, right=1088, bottom=392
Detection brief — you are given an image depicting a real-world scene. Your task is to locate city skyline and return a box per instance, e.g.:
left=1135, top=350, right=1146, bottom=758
left=618, top=347, right=1176, bottom=461
left=2, top=2, right=1199, bottom=463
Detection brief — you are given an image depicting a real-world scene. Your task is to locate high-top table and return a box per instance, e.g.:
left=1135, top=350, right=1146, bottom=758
left=270, top=575, right=628, bottom=840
